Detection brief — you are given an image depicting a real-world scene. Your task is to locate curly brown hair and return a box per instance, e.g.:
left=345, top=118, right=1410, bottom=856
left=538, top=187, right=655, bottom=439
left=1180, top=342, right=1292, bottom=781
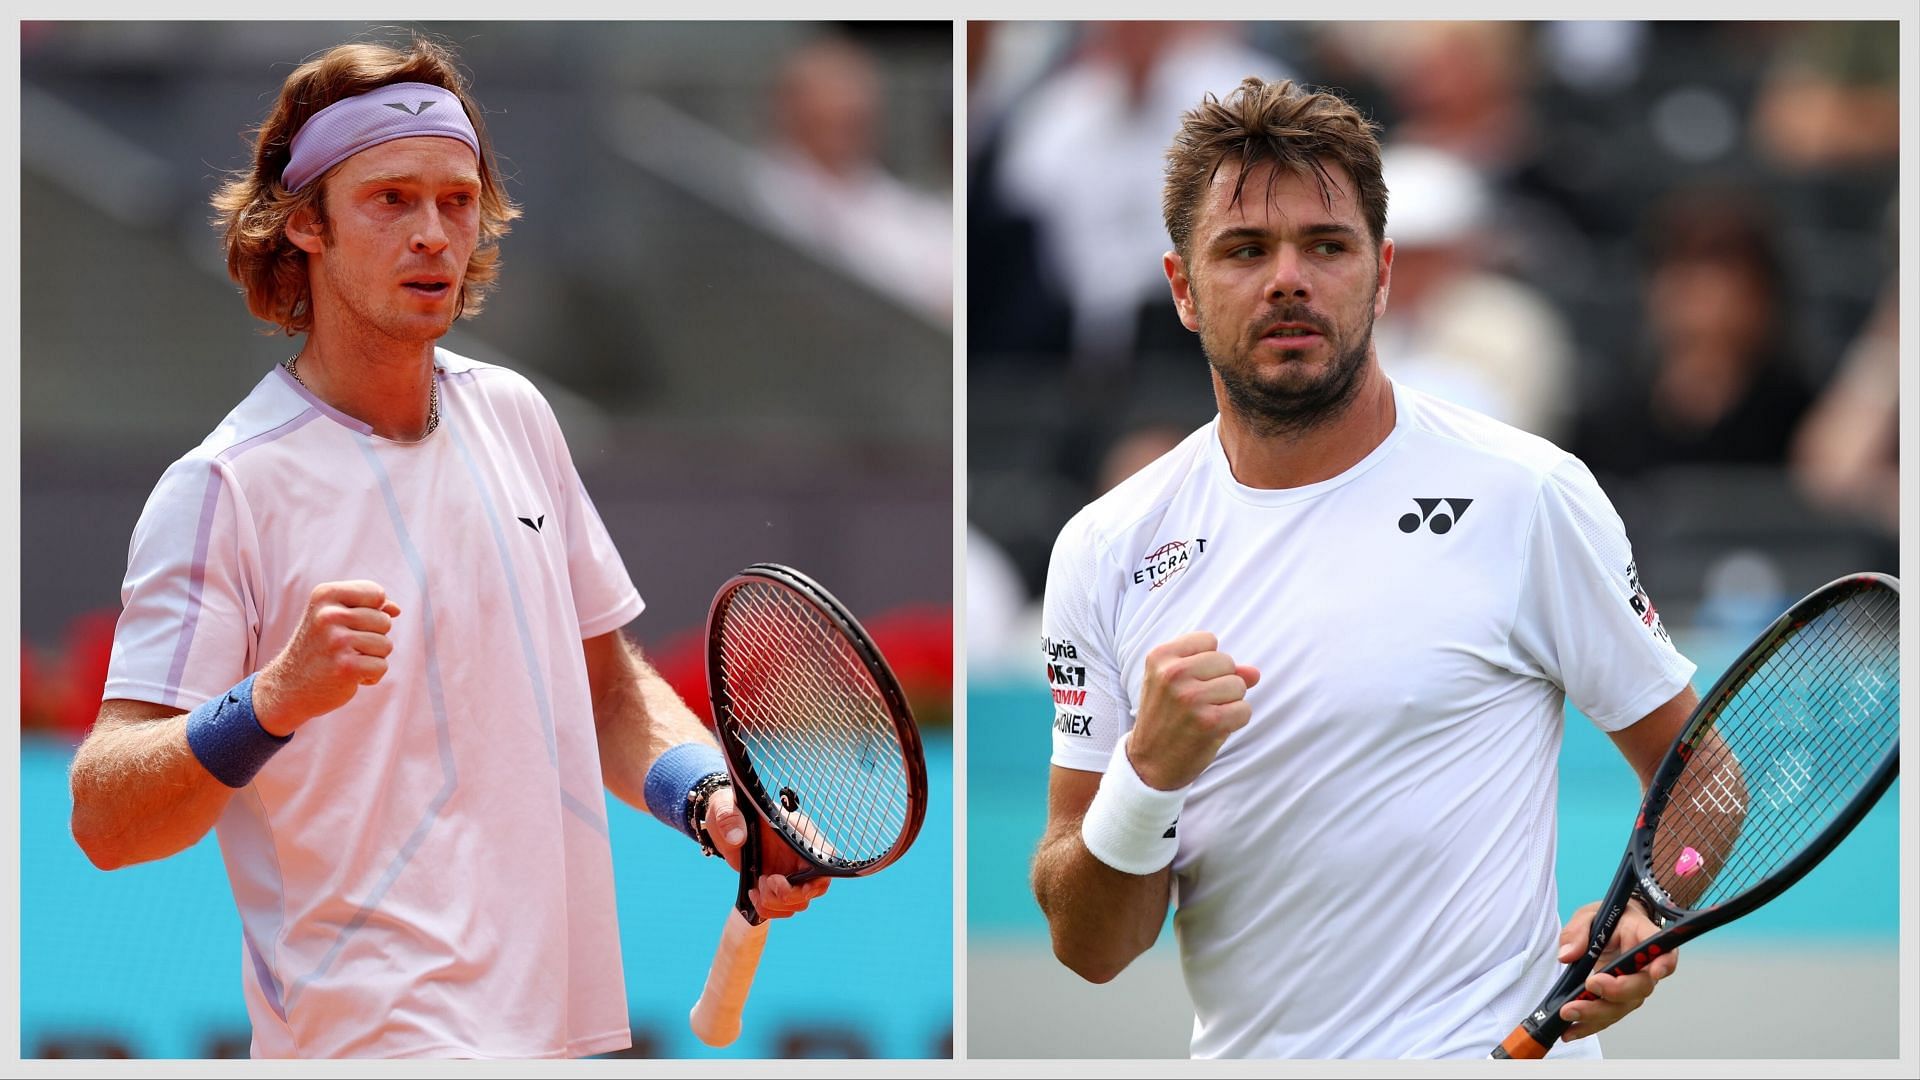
left=210, top=35, right=521, bottom=335
left=1162, top=77, right=1386, bottom=261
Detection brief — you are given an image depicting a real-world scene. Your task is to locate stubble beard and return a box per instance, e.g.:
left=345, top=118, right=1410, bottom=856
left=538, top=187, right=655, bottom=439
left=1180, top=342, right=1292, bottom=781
left=1200, top=303, right=1376, bottom=440
left=314, top=256, right=459, bottom=349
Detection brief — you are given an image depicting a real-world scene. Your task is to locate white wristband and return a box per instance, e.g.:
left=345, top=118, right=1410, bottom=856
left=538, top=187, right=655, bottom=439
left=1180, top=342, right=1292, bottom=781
left=1080, top=734, right=1190, bottom=875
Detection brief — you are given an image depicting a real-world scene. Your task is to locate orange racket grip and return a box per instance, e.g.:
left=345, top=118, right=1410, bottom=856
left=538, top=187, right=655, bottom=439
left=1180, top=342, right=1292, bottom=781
left=1492, top=1027, right=1552, bottom=1059
left=690, top=907, right=770, bottom=1048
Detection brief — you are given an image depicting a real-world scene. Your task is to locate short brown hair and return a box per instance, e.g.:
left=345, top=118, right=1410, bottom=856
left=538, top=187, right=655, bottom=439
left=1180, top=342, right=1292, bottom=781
left=210, top=35, right=521, bottom=335
left=1163, top=77, right=1386, bottom=259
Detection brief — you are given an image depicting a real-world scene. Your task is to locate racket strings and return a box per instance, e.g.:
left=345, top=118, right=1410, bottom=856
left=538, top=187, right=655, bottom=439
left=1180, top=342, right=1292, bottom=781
left=716, top=582, right=911, bottom=869
left=721, top=592, right=907, bottom=864
left=723, top=592, right=907, bottom=860
left=1651, top=587, right=1899, bottom=910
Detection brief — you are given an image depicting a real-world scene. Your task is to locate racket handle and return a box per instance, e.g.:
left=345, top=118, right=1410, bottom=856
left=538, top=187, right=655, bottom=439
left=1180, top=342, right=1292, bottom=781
left=1491, top=1027, right=1554, bottom=1059
left=1491, top=985, right=1604, bottom=1058
left=690, top=908, right=770, bottom=1048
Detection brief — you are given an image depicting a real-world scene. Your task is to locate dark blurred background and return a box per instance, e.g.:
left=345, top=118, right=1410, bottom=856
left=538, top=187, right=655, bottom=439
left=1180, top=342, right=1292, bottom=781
left=967, top=19, right=1898, bottom=666
left=965, top=19, right=1902, bottom=1059
left=18, top=19, right=952, bottom=1060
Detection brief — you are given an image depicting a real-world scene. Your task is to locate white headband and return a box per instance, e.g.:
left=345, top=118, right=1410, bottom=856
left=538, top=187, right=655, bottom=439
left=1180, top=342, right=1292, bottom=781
left=282, top=81, right=481, bottom=193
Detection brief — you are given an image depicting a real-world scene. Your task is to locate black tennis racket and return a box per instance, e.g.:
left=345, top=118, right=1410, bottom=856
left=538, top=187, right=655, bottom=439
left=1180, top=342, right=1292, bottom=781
left=688, top=563, right=929, bottom=1048
left=1493, top=572, right=1900, bottom=1058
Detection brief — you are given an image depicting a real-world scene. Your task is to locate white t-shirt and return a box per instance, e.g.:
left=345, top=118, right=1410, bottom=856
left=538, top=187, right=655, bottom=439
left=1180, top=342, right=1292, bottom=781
left=1043, top=383, right=1694, bottom=1059
left=105, top=349, right=644, bottom=1058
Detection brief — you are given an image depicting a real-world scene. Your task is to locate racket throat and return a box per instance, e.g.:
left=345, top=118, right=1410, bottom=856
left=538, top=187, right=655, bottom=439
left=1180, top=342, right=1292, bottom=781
left=734, top=799, right=767, bottom=927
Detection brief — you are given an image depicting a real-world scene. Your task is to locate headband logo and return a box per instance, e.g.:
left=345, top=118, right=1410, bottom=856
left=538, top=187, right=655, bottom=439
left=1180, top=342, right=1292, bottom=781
left=383, top=100, right=438, bottom=116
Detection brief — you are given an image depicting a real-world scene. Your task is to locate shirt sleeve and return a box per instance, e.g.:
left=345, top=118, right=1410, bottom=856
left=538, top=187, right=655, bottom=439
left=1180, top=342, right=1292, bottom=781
left=1041, top=513, right=1132, bottom=772
left=538, top=396, right=644, bottom=638
left=104, top=454, right=259, bottom=711
left=1508, top=456, right=1696, bottom=731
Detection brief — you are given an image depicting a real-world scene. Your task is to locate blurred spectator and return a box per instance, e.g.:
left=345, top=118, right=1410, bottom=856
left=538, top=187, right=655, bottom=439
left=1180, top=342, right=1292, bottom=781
left=1572, top=186, right=1813, bottom=478
left=1097, top=424, right=1186, bottom=496
left=966, top=23, right=1075, bottom=360
left=1537, top=21, right=1650, bottom=96
left=1373, top=144, right=1576, bottom=442
left=1751, top=22, right=1900, bottom=173
left=984, top=22, right=1287, bottom=366
left=967, top=523, right=1033, bottom=676
left=967, top=21, right=1073, bottom=146
left=1306, top=22, right=1608, bottom=339
left=1791, top=276, right=1899, bottom=535
left=1322, top=22, right=1535, bottom=178
left=752, top=34, right=952, bottom=323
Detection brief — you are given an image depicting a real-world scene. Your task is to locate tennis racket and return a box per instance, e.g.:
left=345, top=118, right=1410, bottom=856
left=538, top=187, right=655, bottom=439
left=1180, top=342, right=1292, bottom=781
left=1492, top=572, right=1900, bottom=1058
left=688, top=563, right=929, bottom=1048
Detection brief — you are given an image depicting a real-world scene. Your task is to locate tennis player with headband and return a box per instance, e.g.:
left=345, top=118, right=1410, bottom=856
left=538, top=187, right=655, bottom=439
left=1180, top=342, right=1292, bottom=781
left=68, top=36, right=825, bottom=1058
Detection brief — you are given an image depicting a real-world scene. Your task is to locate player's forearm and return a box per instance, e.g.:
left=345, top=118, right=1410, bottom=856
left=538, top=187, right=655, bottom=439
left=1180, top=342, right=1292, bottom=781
left=69, top=709, right=235, bottom=870
left=1031, top=827, right=1172, bottom=983
left=586, top=632, right=719, bottom=810
left=1660, top=726, right=1747, bottom=908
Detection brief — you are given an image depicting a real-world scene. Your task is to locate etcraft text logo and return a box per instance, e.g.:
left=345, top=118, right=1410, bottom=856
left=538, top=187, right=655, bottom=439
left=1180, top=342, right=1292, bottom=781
left=1133, top=538, right=1208, bottom=590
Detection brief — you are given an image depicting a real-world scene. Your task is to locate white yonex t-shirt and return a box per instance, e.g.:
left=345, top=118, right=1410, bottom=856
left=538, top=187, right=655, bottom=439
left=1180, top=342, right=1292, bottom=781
left=106, top=349, right=644, bottom=1058
left=1043, top=382, right=1694, bottom=1059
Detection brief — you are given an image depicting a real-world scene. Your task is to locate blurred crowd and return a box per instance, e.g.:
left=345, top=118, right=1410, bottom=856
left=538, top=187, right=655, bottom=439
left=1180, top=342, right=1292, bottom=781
left=754, top=34, right=954, bottom=323
left=967, top=20, right=1900, bottom=668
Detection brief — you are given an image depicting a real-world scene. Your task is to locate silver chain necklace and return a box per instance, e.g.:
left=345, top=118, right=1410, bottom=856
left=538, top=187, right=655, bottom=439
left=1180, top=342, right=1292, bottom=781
left=284, top=355, right=440, bottom=438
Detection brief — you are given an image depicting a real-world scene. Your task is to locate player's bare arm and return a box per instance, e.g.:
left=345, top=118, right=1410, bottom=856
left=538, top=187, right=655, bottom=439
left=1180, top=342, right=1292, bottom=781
left=71, top=579, right=402, bottom=870
left=1555, top=685, right=1700, bottom=1041
left=70, top=700, right=228, bottom=871
left=1032, top=766, right=1174, bottom=983
left=582, top=630, right=827, bottom=919
left=1033, top=631, right=1260, bottom=982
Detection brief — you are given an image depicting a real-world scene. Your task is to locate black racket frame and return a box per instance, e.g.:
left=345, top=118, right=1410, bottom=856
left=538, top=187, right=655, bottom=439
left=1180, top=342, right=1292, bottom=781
left=1496, top=572, right=1900, bottom=1057
left=704, top=562, right=929, bottom=926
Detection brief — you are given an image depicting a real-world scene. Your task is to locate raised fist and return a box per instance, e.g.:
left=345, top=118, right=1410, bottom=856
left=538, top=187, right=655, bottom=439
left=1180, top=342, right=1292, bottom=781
left=253, top=580, right=402, bottom=736
left=1128, top=631, right=1260, bottom=791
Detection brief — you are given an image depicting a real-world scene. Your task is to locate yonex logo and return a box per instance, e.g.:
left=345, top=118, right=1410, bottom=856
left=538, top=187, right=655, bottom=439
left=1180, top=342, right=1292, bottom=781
left=518, top=514, right=545, bottom=533
left=384, top=100, right=439, bottom=116
left=1398, top=498, right=1472, bottom=534
left=1163, top=818, right=1177, bottom=839
left=1054, top=711, right=1095, bottom=737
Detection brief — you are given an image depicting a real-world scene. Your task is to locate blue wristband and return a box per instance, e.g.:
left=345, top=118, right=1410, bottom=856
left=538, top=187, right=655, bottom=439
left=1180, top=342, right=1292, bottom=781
left=184, top=674, right=291, bottom=788
left=643, top=743, right=729, bottom=840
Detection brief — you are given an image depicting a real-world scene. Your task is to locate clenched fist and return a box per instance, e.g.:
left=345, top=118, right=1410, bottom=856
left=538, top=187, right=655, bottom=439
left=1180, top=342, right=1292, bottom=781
left=1128, top=631, right=1260, bottom=791
left=253, top=581, right=403, bottom=736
